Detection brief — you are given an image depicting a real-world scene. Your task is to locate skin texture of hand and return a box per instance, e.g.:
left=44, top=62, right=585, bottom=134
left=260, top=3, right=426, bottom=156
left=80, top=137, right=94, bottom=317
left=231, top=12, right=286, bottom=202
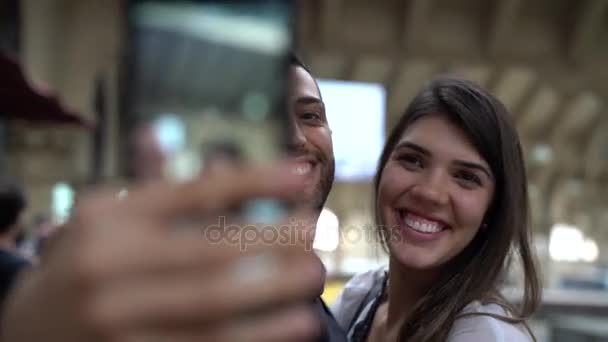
left=1, top=163, right=324, bottom=342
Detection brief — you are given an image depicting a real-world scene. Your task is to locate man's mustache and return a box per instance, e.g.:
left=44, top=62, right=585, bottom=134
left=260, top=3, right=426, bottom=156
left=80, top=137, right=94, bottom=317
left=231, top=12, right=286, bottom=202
left=287, top=147, right=328, bottom=165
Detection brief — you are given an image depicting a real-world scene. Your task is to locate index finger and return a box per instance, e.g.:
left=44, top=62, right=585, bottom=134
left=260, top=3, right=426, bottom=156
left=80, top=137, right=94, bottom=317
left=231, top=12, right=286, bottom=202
left=123, top=162, right=305, bottom=223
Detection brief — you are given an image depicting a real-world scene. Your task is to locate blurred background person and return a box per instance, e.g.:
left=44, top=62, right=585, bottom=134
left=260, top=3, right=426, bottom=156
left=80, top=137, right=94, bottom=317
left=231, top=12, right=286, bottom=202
left=0, top=179, right=30, bottom=312
left=29, top=214, right=55, bottom=257
left=16, top=214, right=55, bottom=261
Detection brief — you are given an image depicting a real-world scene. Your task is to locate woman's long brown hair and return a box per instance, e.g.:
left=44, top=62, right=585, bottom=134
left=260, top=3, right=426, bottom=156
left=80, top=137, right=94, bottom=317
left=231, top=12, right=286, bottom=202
left=373, top=77, right=541, bottom=341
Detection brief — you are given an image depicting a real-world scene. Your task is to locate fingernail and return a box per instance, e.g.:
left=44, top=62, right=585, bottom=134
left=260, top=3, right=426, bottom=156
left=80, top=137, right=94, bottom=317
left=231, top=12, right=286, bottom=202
left=231, top=253, right=279, bottom=284
left=243, top=199, right=287, bottom=224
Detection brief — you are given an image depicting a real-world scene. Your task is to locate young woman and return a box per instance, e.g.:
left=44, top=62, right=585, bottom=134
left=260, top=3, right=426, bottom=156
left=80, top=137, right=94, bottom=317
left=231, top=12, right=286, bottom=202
left=332, top=77, right=541, bottom=341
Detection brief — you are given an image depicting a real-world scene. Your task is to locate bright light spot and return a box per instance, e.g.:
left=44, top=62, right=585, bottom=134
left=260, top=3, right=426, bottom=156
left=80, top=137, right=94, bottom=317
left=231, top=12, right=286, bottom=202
left=117, top=189, right=128, bottom=200
left=314, top=208, right=340, bottom=252
left=166, top=149, right=200, bottom=182
left=52, top=182, right=74, bottom=225
left=135, top=2, right=290, bottom=55
left=549, top=224, right=583, bottom=262
left=317, top=79, right=385, bottom=181
left=154, top=114, right=185, bottom=154
left=549, top=223, right=599, bottom=263
left=532, top=144, right=552, bottom=163
left=581, top=239, right=599, bottom=263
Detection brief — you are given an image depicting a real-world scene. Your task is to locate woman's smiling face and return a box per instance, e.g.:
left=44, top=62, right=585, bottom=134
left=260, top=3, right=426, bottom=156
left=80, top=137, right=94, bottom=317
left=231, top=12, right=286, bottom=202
left=377, top=114, right=495, bottom=271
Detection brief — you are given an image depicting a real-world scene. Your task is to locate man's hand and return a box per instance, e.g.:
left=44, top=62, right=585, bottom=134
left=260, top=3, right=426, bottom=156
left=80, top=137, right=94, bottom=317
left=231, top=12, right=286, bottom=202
left=1, top=164, right=323, bottom=342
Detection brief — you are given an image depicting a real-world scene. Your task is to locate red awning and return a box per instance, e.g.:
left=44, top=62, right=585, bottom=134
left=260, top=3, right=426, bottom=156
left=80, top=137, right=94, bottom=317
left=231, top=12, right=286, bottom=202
left=0, top=53, right=93, bottom=128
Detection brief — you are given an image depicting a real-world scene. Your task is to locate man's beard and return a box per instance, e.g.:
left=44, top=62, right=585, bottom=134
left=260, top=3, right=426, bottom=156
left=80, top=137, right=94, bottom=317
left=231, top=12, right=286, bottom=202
left=307, top=157, right=335, bottom=215
left=288, top=144, right=335, bottom=216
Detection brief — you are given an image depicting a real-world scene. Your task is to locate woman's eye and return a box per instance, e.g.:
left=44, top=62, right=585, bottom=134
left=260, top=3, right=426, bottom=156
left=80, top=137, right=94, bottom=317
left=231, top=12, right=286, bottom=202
left=455, top=171, right=482, bottom=187
left=398, top=154, right=423, bottom=169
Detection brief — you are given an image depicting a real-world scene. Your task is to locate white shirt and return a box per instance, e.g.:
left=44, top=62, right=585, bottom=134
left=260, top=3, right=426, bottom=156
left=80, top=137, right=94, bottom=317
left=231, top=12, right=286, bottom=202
left=331, top=267, right=533, bottom=342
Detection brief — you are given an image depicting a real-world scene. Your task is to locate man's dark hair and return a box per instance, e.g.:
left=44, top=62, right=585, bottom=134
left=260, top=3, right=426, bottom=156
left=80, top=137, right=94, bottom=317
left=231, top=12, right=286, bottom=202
left=289, top=52, right=321, bottom=97
left=0, top=179, right=26, bottom=234
left=289, top=52, right=312, bottom=74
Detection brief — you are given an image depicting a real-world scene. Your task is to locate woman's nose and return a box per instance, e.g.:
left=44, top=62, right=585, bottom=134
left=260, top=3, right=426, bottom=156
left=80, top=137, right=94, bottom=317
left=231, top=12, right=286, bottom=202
left=409, top=170, right=449, bottom=208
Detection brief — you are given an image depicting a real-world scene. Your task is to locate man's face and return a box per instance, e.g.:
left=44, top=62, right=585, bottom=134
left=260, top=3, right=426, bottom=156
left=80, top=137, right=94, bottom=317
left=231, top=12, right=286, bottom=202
left=288, top=65, right=335, bottom=214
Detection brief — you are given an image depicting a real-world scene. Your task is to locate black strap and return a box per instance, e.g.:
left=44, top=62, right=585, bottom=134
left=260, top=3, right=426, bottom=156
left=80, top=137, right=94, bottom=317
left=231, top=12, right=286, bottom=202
left=348, top=273, right=388, bottom=342
left=315, top=298, right=348, bottom=342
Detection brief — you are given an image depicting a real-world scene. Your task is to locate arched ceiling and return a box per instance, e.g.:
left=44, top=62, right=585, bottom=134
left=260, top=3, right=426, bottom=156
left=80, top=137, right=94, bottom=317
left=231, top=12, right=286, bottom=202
left=298, top=0, right=608, bottom=239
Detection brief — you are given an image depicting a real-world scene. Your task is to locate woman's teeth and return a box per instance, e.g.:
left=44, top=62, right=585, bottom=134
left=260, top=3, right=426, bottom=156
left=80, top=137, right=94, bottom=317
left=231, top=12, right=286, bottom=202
left=402, top=212, right=444, bottom=234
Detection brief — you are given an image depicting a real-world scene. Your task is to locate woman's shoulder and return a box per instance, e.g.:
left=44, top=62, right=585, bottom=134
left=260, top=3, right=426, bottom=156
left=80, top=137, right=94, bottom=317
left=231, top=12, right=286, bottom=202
left=447, top=301, right=533, bottom=342
left=342, top=266, right=387, bottom=291
left=330, top=266, right=387, bottom=330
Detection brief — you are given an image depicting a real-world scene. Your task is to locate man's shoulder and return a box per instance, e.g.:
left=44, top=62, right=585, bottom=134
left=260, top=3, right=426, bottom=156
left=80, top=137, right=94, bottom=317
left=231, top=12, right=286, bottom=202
left=0, top=249, right=30, bottom=270
left=315, top=297, right=348, bottom=342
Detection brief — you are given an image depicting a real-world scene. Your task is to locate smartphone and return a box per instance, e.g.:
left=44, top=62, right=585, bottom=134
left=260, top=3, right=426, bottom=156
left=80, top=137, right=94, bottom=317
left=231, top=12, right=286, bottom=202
left=121, top=0, right=294, bottom=221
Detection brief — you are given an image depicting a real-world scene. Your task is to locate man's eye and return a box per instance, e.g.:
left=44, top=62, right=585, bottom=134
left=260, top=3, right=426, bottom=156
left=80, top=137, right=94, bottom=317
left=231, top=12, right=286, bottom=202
left=301, top=112, right=321, bottom=121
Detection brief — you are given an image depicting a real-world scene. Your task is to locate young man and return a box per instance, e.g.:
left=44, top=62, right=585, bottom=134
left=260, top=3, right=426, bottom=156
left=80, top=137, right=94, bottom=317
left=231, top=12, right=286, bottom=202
left=287, top=55, right=334, bottom=215
left=287, top=54, right=346, bottom=342
left=1, top=55, right=346, bottom=342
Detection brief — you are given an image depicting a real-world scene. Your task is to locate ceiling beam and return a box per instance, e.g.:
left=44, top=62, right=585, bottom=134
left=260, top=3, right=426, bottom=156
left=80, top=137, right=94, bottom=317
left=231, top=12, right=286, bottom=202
left=550, top=92, right=601, bottom=143
left=320, top=0, right=344, bottom=47
left=402, top=0, right=434, bottom=48
left=518, top=86, right=560, bottom=140
left=512, top=81, right=545, bottom=127
left=309, top=53, right=348, bottom=80
left=549, top=178, right=585, bottom=224
left=449, top=64, right=494, bottom=88
left=591, top=210, right=608, bottom=243
left=351, top=56, right=393, bottom=84
left=534, top=165, right=562, bottom=233
left=386, top=60, right=437, bottom=126
left=300, top=45, right=576, bottom=71
left=584, top=118, right=608, bottom=181
left=484, top=0, right=522, bottom=57
left=491, top=66, right=537, bottom=114
left=568, top=0, right=608, bottom=63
